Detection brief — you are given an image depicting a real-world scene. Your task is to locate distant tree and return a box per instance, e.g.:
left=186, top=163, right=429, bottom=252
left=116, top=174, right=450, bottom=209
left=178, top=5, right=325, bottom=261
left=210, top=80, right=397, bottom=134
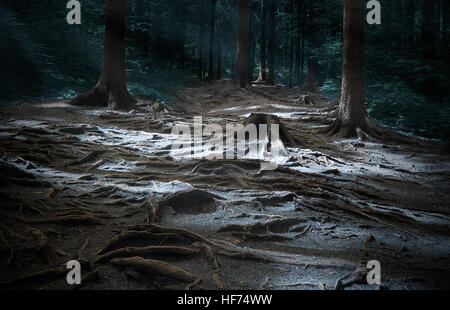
left=420, top=0, right=437, bottom=59
left=70, top=0, right=136, bottom=110
left=199, top=0, right=206, bottom=79
left=257, top=0, right=268, bottom=82
left=267, top=0, right=276, bottom=85
left=236, top=0, right=249, bottom=88
left=305, top=60, right=318, bottom=92
left=208, top=0, right=217, bottom=79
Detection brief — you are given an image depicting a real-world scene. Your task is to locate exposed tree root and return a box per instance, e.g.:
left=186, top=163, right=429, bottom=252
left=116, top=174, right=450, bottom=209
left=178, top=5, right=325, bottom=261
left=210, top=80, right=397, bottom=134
left=334, top=265, right=367, bottom=290
left=78, top=238, right=90, bottom=261
left=1, top=266, right=66, bottom=287
left=193, top=243, right=226, bottom=289
left=66, top=150, right=106, bottom=166
left=69, top=85, right=137, bottom=111
left=74, top=269, right=99, bottom=290
left=3, top=213, right=103, bottom=226
left=283, top=281, right=326, bottom=290
left=110, top=256, right=199, bottom=284
left=0, top=231, right=14, bottom=265
left=319, top=116, right=425, bottom=147
left=95, top=246, right=199, bottom=263
left=231, top=232, right=292, bottom=242
left=95, top=230, right=188, bottom=255
left=146, top=197, right=160, bottom=224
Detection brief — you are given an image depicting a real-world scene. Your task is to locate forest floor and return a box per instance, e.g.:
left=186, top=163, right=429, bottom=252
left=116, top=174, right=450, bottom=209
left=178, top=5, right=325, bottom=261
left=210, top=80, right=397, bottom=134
left=0, top=80, right=449, bottom=290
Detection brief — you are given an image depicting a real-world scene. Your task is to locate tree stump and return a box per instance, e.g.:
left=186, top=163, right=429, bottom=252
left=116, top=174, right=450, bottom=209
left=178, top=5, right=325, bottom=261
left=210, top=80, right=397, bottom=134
left=243, top=113, right=300, bottom=147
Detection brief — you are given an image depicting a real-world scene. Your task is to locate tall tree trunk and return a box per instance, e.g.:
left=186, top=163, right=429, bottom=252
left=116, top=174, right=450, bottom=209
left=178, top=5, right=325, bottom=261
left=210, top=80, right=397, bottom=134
left=288, top=0, right=294, bottom=88
left=179, top=17, right=186, bottom=70
left=70, top=0, right=136, bottom=110
left=300, top=0, right=306, bottom=82
left=236, top=0, right=249, bottom=88
left=198, top=0, right=206, bottom=79
left=208, top=0, right=217, bottom=79
left=321, top=0, right=379, bottom=138
left=259, top=0, right=268, bottom=82
left=268, top=0, right=276, bottom=85
left=248, top=8, right=255, bottom=81
left=405, top=0, right=416, bottom=50
left=420, top=0, right=437, bottom=59
left=216, top=38, right=222, bottom=80
left=294, top=0, right=302, bottom=83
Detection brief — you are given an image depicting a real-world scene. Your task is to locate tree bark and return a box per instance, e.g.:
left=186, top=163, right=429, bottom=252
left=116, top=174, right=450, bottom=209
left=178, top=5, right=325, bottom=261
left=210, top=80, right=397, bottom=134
left=288, top=0, right=294, bottom=88
left=305, top=60, right=317, bottom=92
left=259, top=0, right=268, bottom=82
left=198, top=0, right=206, bottom=79
left=420, top=0, right=437, bottom=59
left=267, top=0, right=276, bottom=85
left=248, top=7, right=255, bottom=81
left=236, top=0, right=250, bottom=88
left=208, top=0, right=217, bottom=79
left=70, top=0, right=136, bottom=110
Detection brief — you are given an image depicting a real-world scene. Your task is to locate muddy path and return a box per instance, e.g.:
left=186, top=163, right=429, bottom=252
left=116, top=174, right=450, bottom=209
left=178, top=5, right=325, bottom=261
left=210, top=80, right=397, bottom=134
left=0, top=80, right=449, bottom=290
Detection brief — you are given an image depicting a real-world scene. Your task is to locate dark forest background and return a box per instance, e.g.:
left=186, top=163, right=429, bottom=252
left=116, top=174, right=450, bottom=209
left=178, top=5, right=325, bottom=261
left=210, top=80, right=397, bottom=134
left=0, top=0, right=449, bottom=141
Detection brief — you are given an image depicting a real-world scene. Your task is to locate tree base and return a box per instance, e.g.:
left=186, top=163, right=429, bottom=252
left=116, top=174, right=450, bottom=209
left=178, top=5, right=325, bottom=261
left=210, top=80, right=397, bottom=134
left=318, top=116, right=426, bottom=146
left=69, top=86, right=137, bottom=111
left=319, top=117, right=390, bottom=142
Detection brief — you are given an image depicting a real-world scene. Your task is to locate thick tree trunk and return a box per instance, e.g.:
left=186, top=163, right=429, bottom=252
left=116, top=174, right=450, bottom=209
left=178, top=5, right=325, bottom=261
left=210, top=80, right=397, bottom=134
left=208, top=0, right=217, bottom=79
left=70, top=0, right=136, bottom=110
left=267, top=0, right=276, bottom=85
left=320, top=0, right=379, bottom=139
left=236, top=0, right=249, bottom=88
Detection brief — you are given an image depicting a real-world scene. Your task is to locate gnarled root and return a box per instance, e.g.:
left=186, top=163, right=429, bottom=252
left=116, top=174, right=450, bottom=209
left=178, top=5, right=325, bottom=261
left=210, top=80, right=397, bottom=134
left=95, top=246, right=199, bottom=263
left=110, top=256, right=199, bottom=284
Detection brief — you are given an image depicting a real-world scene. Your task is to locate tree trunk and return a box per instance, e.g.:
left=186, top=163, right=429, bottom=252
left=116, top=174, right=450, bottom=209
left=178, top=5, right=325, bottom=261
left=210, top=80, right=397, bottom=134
left=198, top=0, right=206, bottom=79
left=420, top=0, right=437, bottom=59
left=320, top=0, right=379, bottom=138
left=300, top=0, right=306, bottom=83
left=236, top=0, right=249, bottom=88
left=267, top=0, right=276, bottom=85
left=405, top=0, right=416, bottom=50
left=216, top=38, right=222, bottom=80
left=208, top=0, right=217, bottom=79
left=305, top=60, right=317, bottom=91
left=248, top=7, right=255, bottom=81
left=259, top=0, right=268, bottom=82
left=70, top=0, right=136, bottom=110
left=288, top=0, right=294, bottom=88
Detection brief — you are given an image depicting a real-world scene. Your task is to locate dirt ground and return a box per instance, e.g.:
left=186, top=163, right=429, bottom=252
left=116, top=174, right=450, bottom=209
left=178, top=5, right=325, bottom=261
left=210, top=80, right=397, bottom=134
left=0, top=80, right=449, bottom=290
